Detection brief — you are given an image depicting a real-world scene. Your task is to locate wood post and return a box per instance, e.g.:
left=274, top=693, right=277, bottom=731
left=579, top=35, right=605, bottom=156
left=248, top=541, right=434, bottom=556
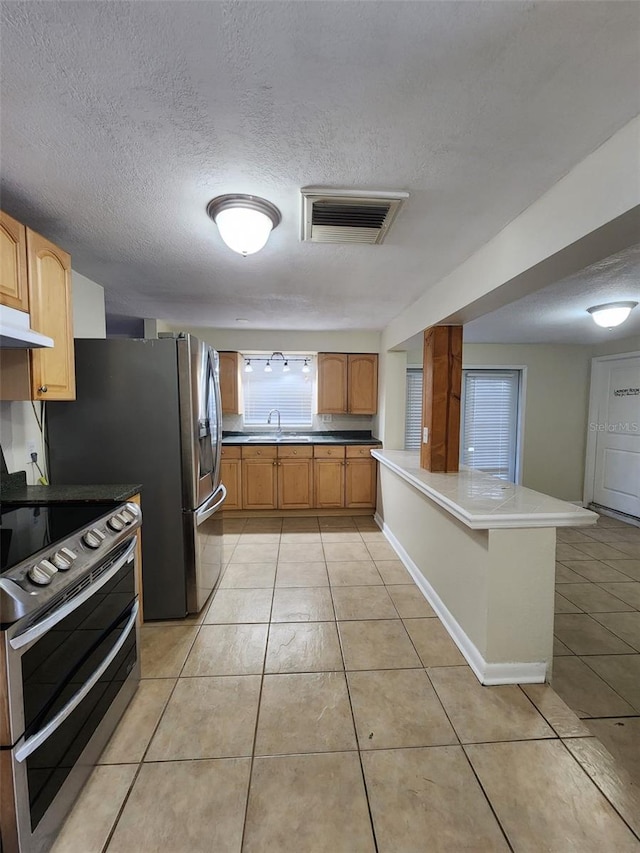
left=420, top=325, right=463, bottom=472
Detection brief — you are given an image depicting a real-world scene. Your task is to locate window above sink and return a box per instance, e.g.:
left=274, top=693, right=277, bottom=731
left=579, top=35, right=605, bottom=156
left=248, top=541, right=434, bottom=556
left=242, top=352, right=315, bottom=428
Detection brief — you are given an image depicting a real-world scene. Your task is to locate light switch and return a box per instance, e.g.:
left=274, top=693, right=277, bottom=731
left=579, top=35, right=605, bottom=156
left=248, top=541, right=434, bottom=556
left=423, top=427, right=429, bottom=443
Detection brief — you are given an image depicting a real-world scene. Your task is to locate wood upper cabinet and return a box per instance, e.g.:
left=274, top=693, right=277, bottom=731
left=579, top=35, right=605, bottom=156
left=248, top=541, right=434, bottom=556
left=348, top=354, right=378, bottom=415
left=0, top=210, right=29, bottom=311
left=241, top=446, right=277, bottom=510
left=317, top=353, right=348, bottom=413
left=277, top=446, right=313, bottom=509
left=221, top=446, right=242, bottom=510
left=219, top=351, right=242, bottom=414
left=317, top=353, right=378, bottom=415
left=345, top=447, right=377, bottom=508
left=27, top=229, right=75, bottom=400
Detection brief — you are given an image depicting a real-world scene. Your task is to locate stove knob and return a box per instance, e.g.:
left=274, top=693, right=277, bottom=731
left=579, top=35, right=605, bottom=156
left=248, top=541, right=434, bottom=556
left=126, top=503, right=140, bottom=517
left=39, top=559, right=58, bottom=578
left=60, top=547, right=78, bottom=561
left=82, top=530, right=102, bottom=549
left=51, top=551, right=72, bottom=571
left=117, top=512, right=131, bottom=525
left=94, top=528, right=106, bottom=541
left=28, top=564, right=53, bottom=586
left=108, top=515, right=124, bottom=532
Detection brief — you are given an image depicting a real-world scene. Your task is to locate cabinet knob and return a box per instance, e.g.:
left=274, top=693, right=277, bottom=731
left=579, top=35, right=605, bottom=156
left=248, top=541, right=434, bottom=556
left=38, top=386, right=48, bottom=394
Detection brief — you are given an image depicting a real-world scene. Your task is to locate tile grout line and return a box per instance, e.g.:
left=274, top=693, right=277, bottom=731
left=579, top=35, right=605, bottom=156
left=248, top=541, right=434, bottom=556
left=238, top=536, right=278, bottom=852
left=458, top=742, right=516, bottom=852
left=556, top=738, right=640, bottom=843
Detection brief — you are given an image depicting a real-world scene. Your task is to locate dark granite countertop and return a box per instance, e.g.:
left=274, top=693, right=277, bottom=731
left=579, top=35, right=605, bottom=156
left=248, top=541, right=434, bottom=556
left=0, top=483, right=142, bottom=505
left=222, top=431, right=382, bottom=447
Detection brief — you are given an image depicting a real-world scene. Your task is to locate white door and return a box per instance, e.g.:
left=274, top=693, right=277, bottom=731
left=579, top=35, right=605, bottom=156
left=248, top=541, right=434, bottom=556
left=591, top=354, right=640, bottom=517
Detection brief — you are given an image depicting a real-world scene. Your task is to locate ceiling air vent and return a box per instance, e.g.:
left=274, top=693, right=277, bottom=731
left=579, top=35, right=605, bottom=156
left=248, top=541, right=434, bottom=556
left=301, top=187, right=409, bottom=245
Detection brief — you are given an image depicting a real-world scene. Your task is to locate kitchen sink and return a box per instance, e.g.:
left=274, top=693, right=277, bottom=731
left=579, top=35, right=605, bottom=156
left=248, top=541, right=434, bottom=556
left=246, top=435, right=313, bottom=442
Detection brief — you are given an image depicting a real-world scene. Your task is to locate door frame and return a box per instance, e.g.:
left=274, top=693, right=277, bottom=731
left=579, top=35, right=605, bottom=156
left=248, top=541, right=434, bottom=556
left=583, top=350, right=640, bottom=508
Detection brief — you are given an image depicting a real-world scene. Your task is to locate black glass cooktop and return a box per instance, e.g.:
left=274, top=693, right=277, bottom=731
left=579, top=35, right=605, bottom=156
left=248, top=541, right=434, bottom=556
left=0, top=503, right=116, bottom=572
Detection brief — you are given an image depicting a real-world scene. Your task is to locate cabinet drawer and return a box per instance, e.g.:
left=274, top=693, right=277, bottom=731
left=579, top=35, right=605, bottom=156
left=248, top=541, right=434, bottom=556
left=241, top=445, right=277, bottom=459
left=221, top=445, right=241, bottom=458
left=277, top=445, right=313, bottom=458
left=314, top=445, right=346, bottom=458
left=346, top=445, right=376, bottom=458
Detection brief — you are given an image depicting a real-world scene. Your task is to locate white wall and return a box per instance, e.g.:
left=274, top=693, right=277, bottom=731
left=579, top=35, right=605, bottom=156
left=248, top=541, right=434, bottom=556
left=463, top=344, right=591, bottom=501
left=384, top=117, right=640, bottom=350
left=72, top=271, right=106, bottom=338
left=158, top=324, right=383, bottom=434
left=0, top=270, right=106, bottom=481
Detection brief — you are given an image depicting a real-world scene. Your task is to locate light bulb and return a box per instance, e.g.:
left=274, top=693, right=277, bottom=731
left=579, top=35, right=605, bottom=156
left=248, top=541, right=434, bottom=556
left=214, top=208, right=273, bottom=256
left=587, top=302, right=637, bottom=328
left=244, top=360, right=253, bottom=373
left=264, top=361, right=272, bottom=373
left=302, top=359, right=310, bottom=374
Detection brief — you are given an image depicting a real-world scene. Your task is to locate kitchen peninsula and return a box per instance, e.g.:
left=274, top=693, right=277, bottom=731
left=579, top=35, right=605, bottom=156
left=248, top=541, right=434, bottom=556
left=373, top=450, right=598, bottom=685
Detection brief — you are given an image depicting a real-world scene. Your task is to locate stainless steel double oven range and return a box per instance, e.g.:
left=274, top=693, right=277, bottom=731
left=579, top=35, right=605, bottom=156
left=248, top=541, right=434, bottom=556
left=0, top=500, right=142, bottom=853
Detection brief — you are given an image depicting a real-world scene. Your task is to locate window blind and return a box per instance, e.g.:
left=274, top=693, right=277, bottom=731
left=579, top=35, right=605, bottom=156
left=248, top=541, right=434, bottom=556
left=242, top=355, right=314, bottom=427
left=460, top=370, right=520, bottom=481
left=405, top=369, right=423, bottom=450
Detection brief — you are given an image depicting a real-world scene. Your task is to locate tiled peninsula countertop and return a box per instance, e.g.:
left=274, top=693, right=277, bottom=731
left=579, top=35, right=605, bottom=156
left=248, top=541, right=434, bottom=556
left=223, top=431, right=382, bottom=446
left=0, top=483, right=142, bottom=504
left=372, top=450, right=598, bottom=530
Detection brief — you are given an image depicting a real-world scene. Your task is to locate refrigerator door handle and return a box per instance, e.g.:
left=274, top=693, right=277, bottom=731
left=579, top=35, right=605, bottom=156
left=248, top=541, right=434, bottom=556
left=195, top=484, right=227, bottom=525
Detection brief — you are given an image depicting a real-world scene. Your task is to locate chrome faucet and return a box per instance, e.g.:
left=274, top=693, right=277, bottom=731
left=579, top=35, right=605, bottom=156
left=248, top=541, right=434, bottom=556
left=267, top=409, right=282, bottom=434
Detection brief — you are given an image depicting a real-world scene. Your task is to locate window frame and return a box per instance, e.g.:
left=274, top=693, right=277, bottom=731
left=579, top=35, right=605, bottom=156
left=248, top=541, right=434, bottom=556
left=403, top=364, right=526, bottom=483
left=240, top=352, right=316, bottom=429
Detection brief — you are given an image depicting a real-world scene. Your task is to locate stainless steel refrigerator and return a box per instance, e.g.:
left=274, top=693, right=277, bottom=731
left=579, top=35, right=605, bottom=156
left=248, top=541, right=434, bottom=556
left=47, top=334, right=226, bottom=620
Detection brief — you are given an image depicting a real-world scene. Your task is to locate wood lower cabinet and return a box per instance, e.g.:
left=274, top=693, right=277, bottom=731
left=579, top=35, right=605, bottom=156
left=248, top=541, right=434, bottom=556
left=277, top=446, right=313, bottom=509
left=241, top=446, right=277, bottom=509
left=219, top=351, right=242, bottom=414
left=345, top=447, right=377, bottom=508
left=226, top=443, right=378, bottom=512
left=0, top=210, right=29, bottom=311
left=314, top=445, right=346, bottom=508
left=221, top=446, right=242, bottom=510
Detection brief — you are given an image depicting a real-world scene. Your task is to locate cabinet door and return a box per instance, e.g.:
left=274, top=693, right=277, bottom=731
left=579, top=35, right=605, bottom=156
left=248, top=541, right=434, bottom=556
left=220, top=459, right=242, bottom=510
left=27, top=228, right=75, bottom=400
left=219, top=351, right=242, bottom=414
left=278, top=458, right=313, bottom=509
left=0, top=211, right=29, bottom=311
left=317, top=353, right=347, bottom=414
left=348, top=354, right=378, bottom=415
left=242, top=458, right=277, bottom=510
left=314, top=459, right=345, bottom=508
left=345, top=459, right=377, bottom=508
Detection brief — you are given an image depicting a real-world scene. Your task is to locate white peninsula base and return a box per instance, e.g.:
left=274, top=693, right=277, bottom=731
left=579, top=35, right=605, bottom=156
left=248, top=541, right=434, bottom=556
left=373, top=450, right=598, bottom=685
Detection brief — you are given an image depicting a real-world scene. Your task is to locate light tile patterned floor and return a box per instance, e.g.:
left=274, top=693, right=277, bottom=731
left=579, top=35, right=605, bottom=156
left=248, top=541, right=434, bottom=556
left=552, top=514, right=640, bottom=794
left=53, top=515, right=640, bottom=852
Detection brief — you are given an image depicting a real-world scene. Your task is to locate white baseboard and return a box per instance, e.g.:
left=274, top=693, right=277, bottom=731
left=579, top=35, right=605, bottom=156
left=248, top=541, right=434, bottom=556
left=374, top=513, right=547, bottom=685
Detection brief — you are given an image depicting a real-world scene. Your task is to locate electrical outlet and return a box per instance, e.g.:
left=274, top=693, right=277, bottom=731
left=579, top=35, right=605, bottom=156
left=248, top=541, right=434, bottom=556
left=423, top=427, right=429, bottom=444
left=27, top=440, right=38, bottom=462
left=321, top=414, right=332, bottom=423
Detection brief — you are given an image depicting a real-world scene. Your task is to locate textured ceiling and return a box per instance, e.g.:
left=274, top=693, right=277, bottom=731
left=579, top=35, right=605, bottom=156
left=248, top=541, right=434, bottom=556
left=463, top=245, right=640, bottom=345
left=1, top=1, right=639, bottom=330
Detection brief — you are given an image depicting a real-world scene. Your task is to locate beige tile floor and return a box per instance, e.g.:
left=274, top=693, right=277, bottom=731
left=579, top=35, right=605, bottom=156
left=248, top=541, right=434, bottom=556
left=52, top=514, right=640, bottom=852
left=552, top=513, right=640, bottom=797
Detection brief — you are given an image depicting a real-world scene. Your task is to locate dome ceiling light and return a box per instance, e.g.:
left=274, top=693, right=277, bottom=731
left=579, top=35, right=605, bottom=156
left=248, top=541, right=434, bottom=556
left=206, top=194, right=281, bottom=256
left=587, top=301, right=638, bottom=329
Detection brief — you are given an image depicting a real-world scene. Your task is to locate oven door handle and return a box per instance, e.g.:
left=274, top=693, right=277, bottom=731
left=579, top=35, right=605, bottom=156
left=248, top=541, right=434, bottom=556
left=10, top=537, right=138, bottom=652
left=15, top=600, right=139, bottom=763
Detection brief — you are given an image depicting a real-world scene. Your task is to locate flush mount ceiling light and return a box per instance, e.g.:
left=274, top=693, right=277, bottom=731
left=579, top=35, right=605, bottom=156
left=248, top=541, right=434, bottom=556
left=587, top=301, right=638, bottom=328
left=206, top=194, right=281, bottom=256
